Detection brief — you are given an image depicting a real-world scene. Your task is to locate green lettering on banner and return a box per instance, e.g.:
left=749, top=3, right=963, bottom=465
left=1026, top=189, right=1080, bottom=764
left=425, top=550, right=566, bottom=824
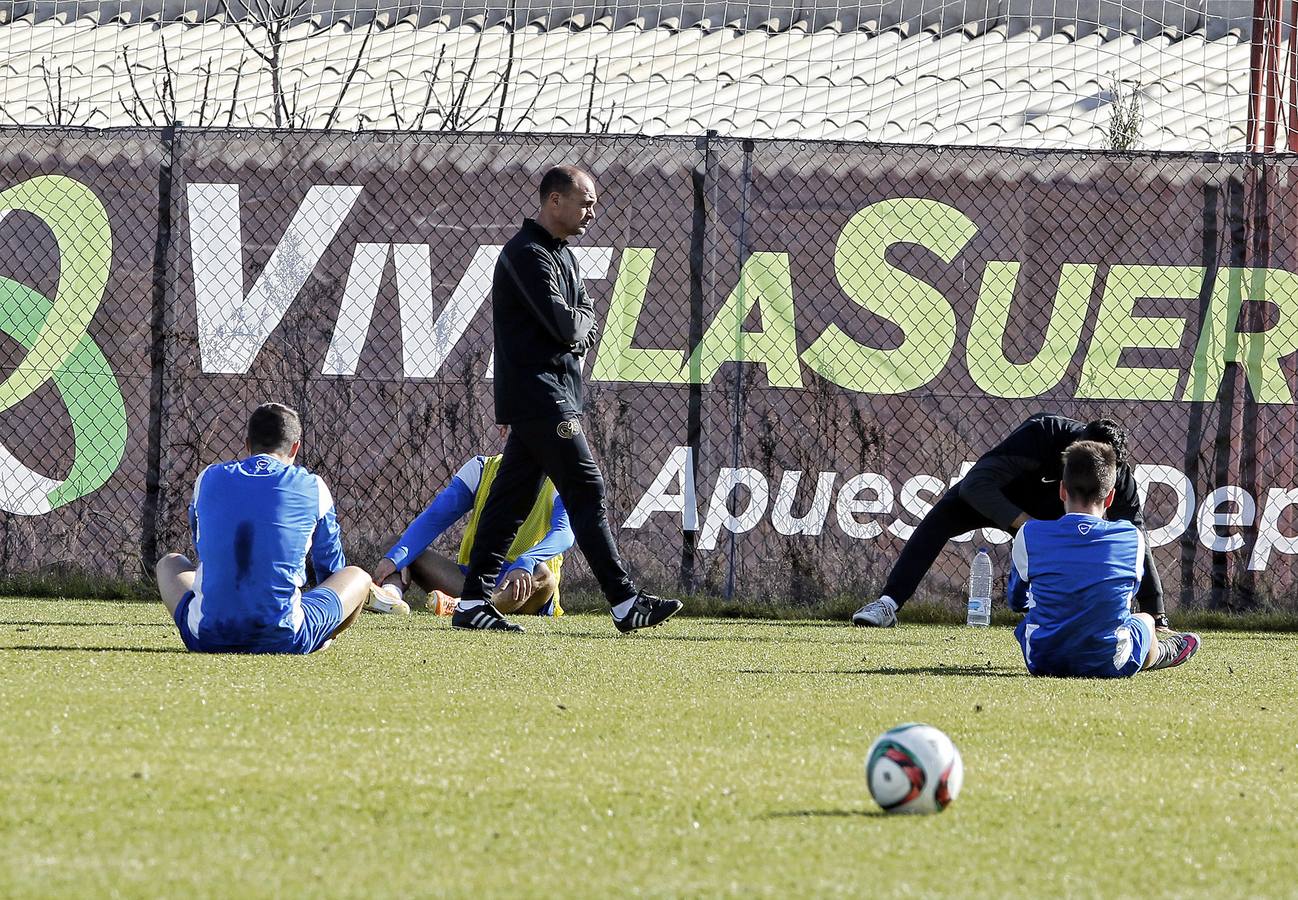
left=689, top=251, right=803, bottom=388
left=0, top=175, right=126, bottom=514
left=1077, top=264, right=1200, bottom=401
left=1184, top=267, right=1298, bottom=404
left=591, top=247, right=687, bottom=383
left=803, top=198, right=976, bottom=394
left=967, top=262, right=1094, bottom=398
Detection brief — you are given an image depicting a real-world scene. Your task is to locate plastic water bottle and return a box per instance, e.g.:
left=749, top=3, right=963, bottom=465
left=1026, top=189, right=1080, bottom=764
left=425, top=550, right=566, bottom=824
left=967, top=547, right=992, bottom=627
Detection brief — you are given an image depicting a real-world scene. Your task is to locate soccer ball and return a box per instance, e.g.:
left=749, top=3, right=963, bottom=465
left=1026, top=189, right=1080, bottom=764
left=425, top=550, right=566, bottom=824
left=865, top=723, right=964, bottom=814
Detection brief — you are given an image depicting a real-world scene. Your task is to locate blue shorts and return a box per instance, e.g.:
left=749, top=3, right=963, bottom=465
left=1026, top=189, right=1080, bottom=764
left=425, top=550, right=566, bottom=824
left=1019, top=616, right=1154, bottom=679
left=173, top=587, right=343, bottom=654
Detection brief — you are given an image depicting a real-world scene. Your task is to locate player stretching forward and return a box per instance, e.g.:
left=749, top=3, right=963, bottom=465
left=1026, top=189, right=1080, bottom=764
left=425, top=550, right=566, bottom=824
left=852, top=413, right=1170, bottom=630
left=1011, top=440, right=1200, bottom=678
left=154, top=402, right=373, bottom=654
left=368, top=453, right=573, bottom=617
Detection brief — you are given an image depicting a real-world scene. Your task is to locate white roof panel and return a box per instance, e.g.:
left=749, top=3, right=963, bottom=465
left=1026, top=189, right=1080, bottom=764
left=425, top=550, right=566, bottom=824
left=0, top=12, right=1261, bottom=149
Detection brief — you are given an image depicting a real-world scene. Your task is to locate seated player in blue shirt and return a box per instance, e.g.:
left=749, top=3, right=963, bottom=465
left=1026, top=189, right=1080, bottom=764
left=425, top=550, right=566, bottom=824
left=1009, top=440, right=1201, bottom=678
left=367, top=453, right=574, bottom=617
left=153, top=402, right=374, bottom=654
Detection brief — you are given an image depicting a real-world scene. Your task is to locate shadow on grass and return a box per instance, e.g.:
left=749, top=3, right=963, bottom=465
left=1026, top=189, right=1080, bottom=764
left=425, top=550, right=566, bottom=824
left=0, top=645, right=187, bottom=654
left=0, top=621, right=171, bottom=628
left=735, top=620, right=854, bottom=629
left=739, top=666, right=1024, bottom=678
left=765, top=808, right=890, bottom=819
left=547, top=630, right=793, bottom=644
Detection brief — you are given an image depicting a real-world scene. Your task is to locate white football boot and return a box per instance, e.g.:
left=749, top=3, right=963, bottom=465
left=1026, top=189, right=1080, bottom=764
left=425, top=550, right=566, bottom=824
left=365, top=582, right=411, bottom=616
left=851, top=597, right=898, bottom=628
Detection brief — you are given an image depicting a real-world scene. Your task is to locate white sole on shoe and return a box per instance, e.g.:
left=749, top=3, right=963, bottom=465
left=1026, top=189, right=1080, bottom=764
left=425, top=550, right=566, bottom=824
left=365, top=584, right=411, bottom=616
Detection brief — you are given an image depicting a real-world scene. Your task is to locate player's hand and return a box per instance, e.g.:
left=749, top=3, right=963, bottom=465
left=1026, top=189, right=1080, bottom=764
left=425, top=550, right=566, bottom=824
left=500, top=567, right=533, bottom=605
left=372, top=557, right=409, bottom=588
left=497, top=424, right=510, bottom=442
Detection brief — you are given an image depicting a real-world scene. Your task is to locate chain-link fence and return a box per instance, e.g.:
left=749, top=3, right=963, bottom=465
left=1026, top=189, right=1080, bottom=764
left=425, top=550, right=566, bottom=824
left=1, top=126, right=1296, bottom=613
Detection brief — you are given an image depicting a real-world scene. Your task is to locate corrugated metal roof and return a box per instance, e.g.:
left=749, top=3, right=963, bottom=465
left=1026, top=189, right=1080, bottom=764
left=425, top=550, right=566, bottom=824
left=0, top=5, right=1256, bottom=149
left=0, top=1, right=1260, bottom=38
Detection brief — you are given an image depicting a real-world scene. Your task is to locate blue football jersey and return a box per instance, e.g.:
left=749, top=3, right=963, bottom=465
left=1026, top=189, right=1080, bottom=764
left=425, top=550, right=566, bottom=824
left=185, top=454, right=346, bottom=650
left=1012, top=514, right=1146, bottom=675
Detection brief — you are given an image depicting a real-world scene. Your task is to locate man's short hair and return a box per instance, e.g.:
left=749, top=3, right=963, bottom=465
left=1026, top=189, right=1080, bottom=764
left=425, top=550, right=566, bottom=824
left=1081, top=418, right=1127, bottom=467
left=538, top=165, right=587, bottom=202
left=1062, top=440, right=1118, bottom=505
left=247, top=402, right=302, bottom=455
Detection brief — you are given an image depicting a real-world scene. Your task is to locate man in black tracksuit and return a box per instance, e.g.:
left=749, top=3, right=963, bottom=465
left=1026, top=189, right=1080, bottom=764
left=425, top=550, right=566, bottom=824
left=451, top=165, right=683, bottom=633
left=851, top=413, right=1169, bottom=630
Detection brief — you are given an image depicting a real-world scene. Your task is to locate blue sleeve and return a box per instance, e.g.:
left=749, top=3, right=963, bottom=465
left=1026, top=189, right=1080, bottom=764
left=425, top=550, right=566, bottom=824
left=311, top=504, right=347, bottom=582
left=385, top=477, right=475, bottom=568
left=504, top=495, right=574, bottom=575
left=1007, top=527, right=1031, bottom=613
left=1006, top=565, right=1030, bottom=613
left=188, top=465, right=209, bottom=548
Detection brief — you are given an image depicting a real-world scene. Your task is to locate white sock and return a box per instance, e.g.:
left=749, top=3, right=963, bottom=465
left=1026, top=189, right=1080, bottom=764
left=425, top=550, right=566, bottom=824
left=380, top=581, right=405, bottom=599
left=610, top=598, right=635, bottom=619
left=457, top=598, right=484, bottom=611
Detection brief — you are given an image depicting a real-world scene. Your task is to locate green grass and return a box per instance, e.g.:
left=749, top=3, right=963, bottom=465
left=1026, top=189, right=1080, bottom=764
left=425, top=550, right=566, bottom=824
left=0, top=599, right=1294, bottom=898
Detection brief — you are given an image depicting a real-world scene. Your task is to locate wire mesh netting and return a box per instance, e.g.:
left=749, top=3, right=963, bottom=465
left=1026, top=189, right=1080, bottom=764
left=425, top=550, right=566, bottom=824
left=1, top=127, right=1296, bottom=613
left=0, top=1, right=1274, bottom=150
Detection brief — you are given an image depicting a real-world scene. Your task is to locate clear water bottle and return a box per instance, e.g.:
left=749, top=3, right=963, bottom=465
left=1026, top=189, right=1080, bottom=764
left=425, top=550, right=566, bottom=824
left=967, top=547, right=992, bottom=627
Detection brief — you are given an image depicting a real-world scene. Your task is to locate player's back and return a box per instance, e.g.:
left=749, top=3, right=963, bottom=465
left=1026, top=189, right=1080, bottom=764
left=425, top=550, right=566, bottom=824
left=1013, top=514, right=1145, bottom=675
left=189, top=455, right=332, bottom=646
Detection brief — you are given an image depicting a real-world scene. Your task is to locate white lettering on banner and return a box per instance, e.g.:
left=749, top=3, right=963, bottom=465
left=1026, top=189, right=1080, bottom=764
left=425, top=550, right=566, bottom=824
left=1250, top=488, right=1298, bottom=569
left=834, top=473, right=892, bottom=540
left=402, top=244, right=495, bottom=379
left=887, top=475, right=947, bottom=541
left=625, top=445, right=698, bottom=531
left=189, top=183, right=362, bottom=374
left=1133, top=464, right=1195, bottom=547
left=771, top=471, right=837, bottom=536
left=187, top=182, right=618, bottom=378
left=1197, top=486, right=1256, bottom=553
left=624, top=449, right=1298, bottom=571
left=698, top=467, right=769, bottom=551
left=324, top=242, right=388, bottom=376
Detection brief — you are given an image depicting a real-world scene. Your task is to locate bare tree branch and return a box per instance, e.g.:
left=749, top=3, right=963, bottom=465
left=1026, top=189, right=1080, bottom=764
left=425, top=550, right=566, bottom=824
left=323, top=16, right=376, bottom=129
left=495, top=0, right=518, bottom=131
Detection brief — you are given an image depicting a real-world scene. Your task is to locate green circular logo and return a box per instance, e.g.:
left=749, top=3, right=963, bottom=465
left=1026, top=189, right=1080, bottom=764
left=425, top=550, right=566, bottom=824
left=0, top=175, right=126, bottom=515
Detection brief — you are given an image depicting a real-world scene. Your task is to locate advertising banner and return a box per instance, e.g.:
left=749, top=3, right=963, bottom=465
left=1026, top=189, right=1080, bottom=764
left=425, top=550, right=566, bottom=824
left=1, top=128, right=1294, bottom=611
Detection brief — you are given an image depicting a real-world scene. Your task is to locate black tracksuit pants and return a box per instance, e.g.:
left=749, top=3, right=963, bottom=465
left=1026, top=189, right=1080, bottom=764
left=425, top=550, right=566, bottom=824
left=882, top=488, right=1166, bottom=616
left=460, top=415, right=637, bottom=606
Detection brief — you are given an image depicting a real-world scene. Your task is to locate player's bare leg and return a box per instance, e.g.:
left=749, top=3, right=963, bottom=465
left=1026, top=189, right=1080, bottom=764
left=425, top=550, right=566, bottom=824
left=495, top=564, right=556, bottom=614
left=407, top=550, right=467, bottom=596
left=369, top=547, right=463, bottom=615
left=319, top=566, right=373, bottom=639
left=155, top=552, right=196, bottom=617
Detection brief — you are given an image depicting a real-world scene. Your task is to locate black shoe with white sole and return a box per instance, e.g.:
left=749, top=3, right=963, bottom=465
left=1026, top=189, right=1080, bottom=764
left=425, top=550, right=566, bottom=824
left=451, top=602, right=524, bottom=633
left=613, top=593, right=683, bottom=634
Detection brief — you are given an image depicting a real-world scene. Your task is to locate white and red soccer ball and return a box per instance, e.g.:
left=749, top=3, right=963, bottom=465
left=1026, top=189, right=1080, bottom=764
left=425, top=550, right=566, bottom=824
left=865, top=723, right=964, bottom=814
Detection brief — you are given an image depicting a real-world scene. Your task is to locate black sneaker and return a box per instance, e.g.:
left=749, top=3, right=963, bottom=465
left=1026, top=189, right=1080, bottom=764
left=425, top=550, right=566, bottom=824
left=1148, top=631, right=1200, bottom=671
left=612, top=593, right=683, bottom=634
left=451, top=602, right=524, bottom=633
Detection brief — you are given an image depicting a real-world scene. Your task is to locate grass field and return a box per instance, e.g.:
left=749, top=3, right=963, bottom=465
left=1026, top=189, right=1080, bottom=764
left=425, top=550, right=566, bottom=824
left=1, top=598, right=1294, bottom=898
